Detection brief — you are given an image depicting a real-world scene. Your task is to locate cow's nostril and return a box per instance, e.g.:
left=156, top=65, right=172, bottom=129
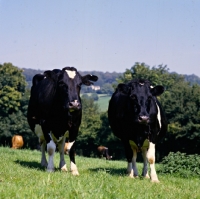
left=139, top=116, right=149, bottom=122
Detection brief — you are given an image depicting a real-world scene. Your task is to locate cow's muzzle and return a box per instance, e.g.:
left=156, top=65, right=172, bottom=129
left=69, top=100, right=81, bottom=111
left=138, top=115, right=149, bottom=124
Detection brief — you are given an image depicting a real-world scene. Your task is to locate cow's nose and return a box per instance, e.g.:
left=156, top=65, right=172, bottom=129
left=138, top=115, right=149, bottom=123
left=69, top=100, right=80, bottom=110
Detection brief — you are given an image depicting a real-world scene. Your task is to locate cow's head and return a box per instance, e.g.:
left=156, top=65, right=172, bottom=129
left=57, top=67, right=98, bottom=112
left=128, top=79, right=164, bottom=125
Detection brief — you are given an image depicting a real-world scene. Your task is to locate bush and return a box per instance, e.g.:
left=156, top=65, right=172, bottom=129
left=159, top=152, right=200, bottom=178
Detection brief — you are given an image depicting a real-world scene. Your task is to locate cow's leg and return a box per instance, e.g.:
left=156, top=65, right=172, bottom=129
left=41, top=141, right=48, bottom=167
left=68, top=141, right=79, bottom=176
left=131, top=148, right=139, bottom=177
left=46, top=140, right=56, bottom=172
left=146, top=142, right=159, bottom=182
left=35, top=124, right=48, bottom=167
left=57, top=137, right=67, bottom=171
left=123, top=140, right=133, bottom=177
left=141, top=148, right=150, bottom=178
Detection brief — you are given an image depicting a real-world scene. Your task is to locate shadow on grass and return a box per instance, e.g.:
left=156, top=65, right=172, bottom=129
left=14, top=160, right=46, bottom=171
left=89, top=167, right=127, bottom=176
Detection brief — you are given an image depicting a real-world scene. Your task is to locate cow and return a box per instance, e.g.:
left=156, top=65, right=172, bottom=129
left=108, top=79, right=168, bottom=182
left=27, top=67, right=98, bottom=175
left=11, top=135, right=24, bottom=149
left=97, top=146, right=112, bottom=160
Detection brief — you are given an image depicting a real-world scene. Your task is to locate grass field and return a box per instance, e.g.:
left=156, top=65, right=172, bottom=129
left=0, top=147, right=200, bottom=199
left=96, top=94, right=111, bottom=112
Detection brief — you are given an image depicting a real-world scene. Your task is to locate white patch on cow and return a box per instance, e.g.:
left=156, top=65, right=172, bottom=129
left=70, top=162, right=79, bottom=175
left=65, top=70, right=76, bottom=79
left=47, top=140, right=56, bottom=172
left=129, top=140, right=138, bottom=151
left=49, top=132, right=64, bottom=143
left=35, top=124, right=44, bottom=142
left=66, top=141, right=75, bottom=151
left=155, top=102, right=161, bottom=129
left=147, top=142, right=159, bottom=182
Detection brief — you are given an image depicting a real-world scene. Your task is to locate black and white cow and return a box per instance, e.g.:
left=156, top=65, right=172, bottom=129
left=27, top=67, right=98, bottom=175
left=108, top=79, right=167, bottom=182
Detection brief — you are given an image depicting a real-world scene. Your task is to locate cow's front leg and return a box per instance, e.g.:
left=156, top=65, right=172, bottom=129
left=69, top=141, right=79, bottom=176
left=46, top=140, right=56, bottom=172
left=123, top=140, right=134, bottom=177
left=141, top=148, right=150, bottom=178
left=57, top=138, right=67, bottom=171
left=146, top=142, right=159, bottom=182
left=131, top=148, right=139, bottom=177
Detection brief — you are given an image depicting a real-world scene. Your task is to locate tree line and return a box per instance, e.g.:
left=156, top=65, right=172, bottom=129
left=1, top=62, right=200, bottom=161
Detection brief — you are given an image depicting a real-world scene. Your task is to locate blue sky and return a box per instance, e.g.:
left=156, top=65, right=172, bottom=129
left=0, top=0, right=200, bottom=76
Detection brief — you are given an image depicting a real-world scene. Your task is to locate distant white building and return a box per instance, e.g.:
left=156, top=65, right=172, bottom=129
left=90, top=85, right=101, bottom=91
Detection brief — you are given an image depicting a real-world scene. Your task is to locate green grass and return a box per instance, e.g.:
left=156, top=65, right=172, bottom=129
left=96, top=94, right=111, bottom=112
left=1, top=147, right=200, bottom=199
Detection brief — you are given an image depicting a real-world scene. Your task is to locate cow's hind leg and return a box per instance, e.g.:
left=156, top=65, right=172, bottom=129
left=40, top=141, right=48, bottom=167
left=146, top=142, right=159, bottom=182
left=57, top=138, right=67, bottom=171
left=46, top=140, right=56, bottom=172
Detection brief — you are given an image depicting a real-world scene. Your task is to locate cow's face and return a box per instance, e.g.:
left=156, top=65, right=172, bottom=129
left=129, top=80, right=164, bottom=125
left=58, top=67, right=98, bottom=112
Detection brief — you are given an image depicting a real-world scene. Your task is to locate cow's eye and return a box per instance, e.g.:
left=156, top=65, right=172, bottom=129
left=148, top=96, right=152, bottom=101
left=130, top=94, right=137, bottom=100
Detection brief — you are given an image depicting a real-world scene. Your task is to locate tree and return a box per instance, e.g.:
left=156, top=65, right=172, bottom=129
left=76, top=96, right=102, bottom=157
left=0, top=63, right=37, bottom=148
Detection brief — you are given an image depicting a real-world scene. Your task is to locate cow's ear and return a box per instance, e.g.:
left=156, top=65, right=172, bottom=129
left=117, top=83, right=129, bottom=94
left=151, top=85, right=165, bottom=96
left=82, top=74, right=98, bottom=86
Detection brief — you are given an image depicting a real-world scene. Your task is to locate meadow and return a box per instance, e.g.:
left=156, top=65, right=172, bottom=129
left=0, top=147, right=200, bottom=199
left=95, top=94, right=111, bottom=112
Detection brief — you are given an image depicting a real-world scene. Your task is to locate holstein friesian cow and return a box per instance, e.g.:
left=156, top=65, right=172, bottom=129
left=97, top=146, right=112, bottom=160
left=108, top=79, right=167, bottom=182
left=27, top=67, right=98, bottom=175
left=11, top=135, right=24, bottom=149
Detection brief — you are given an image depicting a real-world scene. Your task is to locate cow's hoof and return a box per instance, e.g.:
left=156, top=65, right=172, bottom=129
left=41, top=161, right=48, bottom=167
left=71, top=170, right=79, bottom=176
left=61, top=164, right=68, bottom=172
left=47, top=169, right=54, bottom=172
left=143, top=174, right=150, bottom=179
left=151, top=179, right=160, bottom=183
left=127, top=173, right=134, bottom=178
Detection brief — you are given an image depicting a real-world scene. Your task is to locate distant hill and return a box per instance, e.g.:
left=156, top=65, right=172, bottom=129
left=22, top=68, right=200, bottom=89
left=184, top=74, right=200, bottom=85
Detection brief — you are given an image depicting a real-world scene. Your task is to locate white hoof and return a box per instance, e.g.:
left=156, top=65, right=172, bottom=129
left=61, top=164, right=68, bottom=172
left=71, top=170, right=79, bottom=176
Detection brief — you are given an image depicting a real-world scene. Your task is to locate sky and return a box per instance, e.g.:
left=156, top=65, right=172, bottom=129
left=0, top=0, right=200, bottom=76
